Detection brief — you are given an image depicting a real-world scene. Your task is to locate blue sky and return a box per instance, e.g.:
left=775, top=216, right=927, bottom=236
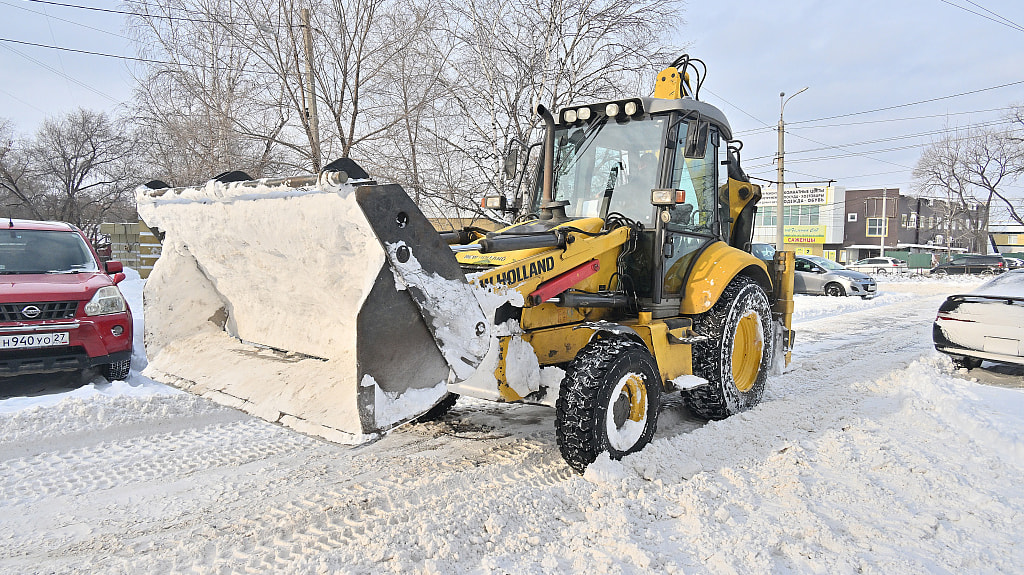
left=1, top=0, right=1022, bottom=197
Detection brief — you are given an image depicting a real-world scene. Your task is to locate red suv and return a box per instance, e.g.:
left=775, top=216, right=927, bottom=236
left=0, top=220, right=132, bottom=379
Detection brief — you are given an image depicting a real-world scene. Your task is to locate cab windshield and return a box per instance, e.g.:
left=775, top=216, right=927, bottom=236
left=537, top=117, right=667, bottom=225
left=0, top=229, right=100, bottom=274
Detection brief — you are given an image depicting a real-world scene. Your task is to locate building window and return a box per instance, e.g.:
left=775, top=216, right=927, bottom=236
left=782, top=205, right=819, bottom=225
left=901, top=214, right=908, bottom=226
left=847, top=213, right=857, bottom=222
left=1008, top=234, right=1019, bottom=244
left=909, top=213, right=918, bottom=227
left=758, top=206, right=777, bottom=227
left=866, top=218, right=887, bottom=237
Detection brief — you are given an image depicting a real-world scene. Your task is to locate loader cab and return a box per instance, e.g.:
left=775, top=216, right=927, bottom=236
left=532, top=98, right=732, bottom=303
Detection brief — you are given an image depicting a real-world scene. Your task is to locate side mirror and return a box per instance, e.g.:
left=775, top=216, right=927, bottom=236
left=503, top=148, right=519, bottom=180
left=105, top=260, right=123, bottom=274
left=112, top=272, right=126, bottom=285
left=684, top=119, right=709, bottom=159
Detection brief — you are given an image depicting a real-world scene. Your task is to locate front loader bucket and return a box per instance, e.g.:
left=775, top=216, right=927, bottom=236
left=136, top=173, right=464, bottom=443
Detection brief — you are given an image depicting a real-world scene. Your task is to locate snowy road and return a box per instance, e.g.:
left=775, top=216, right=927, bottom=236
left=2, top=278, right=1023, bottom=574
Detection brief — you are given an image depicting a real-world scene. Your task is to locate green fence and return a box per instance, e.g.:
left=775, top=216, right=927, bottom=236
left=883, top=250, right=932, bottom=270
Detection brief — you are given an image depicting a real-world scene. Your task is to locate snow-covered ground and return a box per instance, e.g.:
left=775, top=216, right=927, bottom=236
left=2, top=276, right=1023, bottom=574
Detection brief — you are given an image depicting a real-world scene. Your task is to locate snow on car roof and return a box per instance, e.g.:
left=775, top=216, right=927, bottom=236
left=967, top=269, right=1024, bottom=298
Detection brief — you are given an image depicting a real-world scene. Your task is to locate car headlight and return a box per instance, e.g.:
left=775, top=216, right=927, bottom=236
left=85, top=286, right=127, bottom=316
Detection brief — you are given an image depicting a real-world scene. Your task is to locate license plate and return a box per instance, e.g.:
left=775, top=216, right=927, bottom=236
left=0, top=332, right=70, bottom=349
left=866, top=285, right=876, bottom=291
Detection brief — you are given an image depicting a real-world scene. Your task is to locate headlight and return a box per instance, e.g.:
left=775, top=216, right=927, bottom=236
left=577, top=107, right=592, bottom=121
left=624, top=101, right=638, bottom=116
left=85, top=286, right=127, bottom=316
left=563, top=109, right=578, bottom=123
left=605, top=103, right=620, bottom=117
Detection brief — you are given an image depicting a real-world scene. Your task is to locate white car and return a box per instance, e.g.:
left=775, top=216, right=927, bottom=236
left=933, top=269, right=1024, bottom=369
left=846, top=257, right=908, bottom=274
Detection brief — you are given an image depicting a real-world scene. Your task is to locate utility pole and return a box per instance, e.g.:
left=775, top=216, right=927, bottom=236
left=880, top=188, right=887, bottom=256
left=776, top=87, right=808, bottom=249
left=301, top=8, right=321, bottom=171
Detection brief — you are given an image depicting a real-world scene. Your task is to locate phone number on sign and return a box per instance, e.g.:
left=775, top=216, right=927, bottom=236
left=0, top=332, right=70, bottom=349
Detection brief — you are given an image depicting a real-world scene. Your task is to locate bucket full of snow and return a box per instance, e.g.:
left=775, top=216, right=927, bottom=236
left=136, top=170, right=468, bottom=443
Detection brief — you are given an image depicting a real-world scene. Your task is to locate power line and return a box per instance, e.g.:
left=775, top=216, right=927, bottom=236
left=701, top=87, right=773, bottom=130
left=745, top=118, right=1012, bottom=162
left=0, top=40, right=119, bottom=103
left=0, top=36, right=272, bottom=73
left=0, top=85, right=46, bottom=114
left=22, top=0, right=268, bottom=28
left=787, top=79, right=1024, bottom=126
left=736, top=106, right=1017, bottom=136
left=937, top=0, right=1024, bottom=32
left=1, top=0, right=134, bottom=41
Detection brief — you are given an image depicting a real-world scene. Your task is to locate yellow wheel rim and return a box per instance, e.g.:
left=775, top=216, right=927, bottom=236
left=606, top=373, right=649, bottom=452
left=623, top=375, right=647, bottom=422
left=731, top=312, right=763, bottom=392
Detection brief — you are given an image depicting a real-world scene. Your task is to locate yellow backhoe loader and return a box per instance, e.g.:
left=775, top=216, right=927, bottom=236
left=137, top=55, right=795, bottom=472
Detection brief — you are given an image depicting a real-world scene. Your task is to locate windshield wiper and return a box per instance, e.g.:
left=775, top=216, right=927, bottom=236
left=46, top=270, right=82, bottom=274
left=0, top=270, right=48, bottom=275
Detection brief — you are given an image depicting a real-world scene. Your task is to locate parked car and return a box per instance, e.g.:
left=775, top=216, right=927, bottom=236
left=930, top=254, right=1006, bottom=275
left=0, top=220, right=132, bottom=379
left=794, top=255, right=877, bottom=298
left=1003, top=257, right=1024, bottom=269
left=846, top=257, right=908, bottom=274
left=750, top=242, right=776, bottom=261
left=933, top=269, right=1024, bottom=369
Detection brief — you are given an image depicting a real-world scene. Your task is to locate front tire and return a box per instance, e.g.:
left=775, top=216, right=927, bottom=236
left=824, top=282, right=846, bottom=297
left=555, top=336, right=662, bottom=473
left=684, top=276, right=773, bottom=420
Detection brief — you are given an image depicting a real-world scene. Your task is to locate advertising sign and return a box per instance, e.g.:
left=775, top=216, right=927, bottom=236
left=760, top=187, right=829, bottom=206
left=784, top=224, right=826, bottom=244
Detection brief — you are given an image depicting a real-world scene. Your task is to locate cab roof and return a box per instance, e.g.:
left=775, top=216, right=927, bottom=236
left=641, top=96, right=733, bottom=140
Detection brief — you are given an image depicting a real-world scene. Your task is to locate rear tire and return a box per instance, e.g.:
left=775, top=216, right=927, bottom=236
left=824, top=282, right=846, bottom=297
left=952, top=356, right=983, bottom=370
left=684, top=276, right=773, bottom=420
left=103, top=358, right=131, bottom=381
left=555, top=336, right=661, bottom=474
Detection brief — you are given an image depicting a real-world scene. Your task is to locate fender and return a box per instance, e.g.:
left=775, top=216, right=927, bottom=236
left=679, top=241, right=772, bottom=315
left=573, top=321, right=646, bottom=346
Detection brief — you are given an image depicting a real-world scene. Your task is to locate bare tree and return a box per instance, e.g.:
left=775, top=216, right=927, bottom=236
left=0, top=119, right=46, bottom=220
left=26, top=110, right=140, bottom=240
left=126, top=0, right=684, bottom=219
left=127, top=0, right=294, bottom=184
left=915, top=119, right=1024, bottom=251
left=409, top=0, right=684, bottom=222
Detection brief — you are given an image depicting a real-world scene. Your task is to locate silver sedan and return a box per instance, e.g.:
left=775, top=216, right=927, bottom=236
left=794, top=256, right=878, bottom=299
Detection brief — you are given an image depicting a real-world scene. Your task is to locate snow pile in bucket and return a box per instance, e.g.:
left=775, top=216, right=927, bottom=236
left=136, top=178, right=435, bottom=443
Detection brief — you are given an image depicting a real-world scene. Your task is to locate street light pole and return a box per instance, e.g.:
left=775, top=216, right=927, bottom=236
left=776, top=87, right=808, bottom=250
left=301, top=8, right=321, bottom=171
